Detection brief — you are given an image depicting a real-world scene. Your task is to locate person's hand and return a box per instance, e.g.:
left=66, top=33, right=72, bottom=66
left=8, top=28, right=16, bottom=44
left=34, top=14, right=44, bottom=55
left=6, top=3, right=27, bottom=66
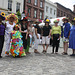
left=48, top=35, right=50, bottom=38
left=40, top=36, right=42, bottom=39
left=52, top=37, right=53, bottom=40
left=37, top=35, right=39, bottom=39
left=26, top=37, right=27, bottom=39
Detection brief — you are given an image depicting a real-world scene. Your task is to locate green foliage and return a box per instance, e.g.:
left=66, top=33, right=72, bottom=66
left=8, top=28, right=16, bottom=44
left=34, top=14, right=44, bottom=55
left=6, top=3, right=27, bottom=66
left=16, top=11, right=21, bottom=24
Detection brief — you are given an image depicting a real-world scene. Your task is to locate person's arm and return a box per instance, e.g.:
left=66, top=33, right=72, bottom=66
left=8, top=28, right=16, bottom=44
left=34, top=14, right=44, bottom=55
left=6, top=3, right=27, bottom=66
left=48, top=29, right=51, bottom=38
left=19, top=25, right=27, bottom=33
left=4, top=23, right=6, bottom=28
left=35, top=28, right=39, bottom=39
left=59, top=26, right=61, bottom=39
left=65, top=24, right=71, bottom=38
left=51, top=26, right=53, bottom=40
left=26, top=31, right=28, bottom=39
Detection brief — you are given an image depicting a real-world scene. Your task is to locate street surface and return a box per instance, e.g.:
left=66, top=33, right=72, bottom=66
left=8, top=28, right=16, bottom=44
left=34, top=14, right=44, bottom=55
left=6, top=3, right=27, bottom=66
left=0, top=43, right=75, bottom=75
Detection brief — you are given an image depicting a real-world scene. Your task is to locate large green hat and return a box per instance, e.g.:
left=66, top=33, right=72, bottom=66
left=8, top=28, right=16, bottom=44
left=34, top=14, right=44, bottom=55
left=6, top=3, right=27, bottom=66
left=54, top=19, right=59, bottom=23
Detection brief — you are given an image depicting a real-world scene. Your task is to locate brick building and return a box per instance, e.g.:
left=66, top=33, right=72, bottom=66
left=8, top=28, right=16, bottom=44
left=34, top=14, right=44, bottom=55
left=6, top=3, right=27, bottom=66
left=55, top=3, right=75, bottom=21
left=24, top=0, right=45, bottom=22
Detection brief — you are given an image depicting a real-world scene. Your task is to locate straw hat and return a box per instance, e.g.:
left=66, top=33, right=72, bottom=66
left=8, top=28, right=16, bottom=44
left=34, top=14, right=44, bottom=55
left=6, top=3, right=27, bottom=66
left=62, top=18, right=69, bottom=22
left=6, top=13, right=18, bottom=23
left=54, top=19, right=60, bottom=23
left=34, top=19, right=41, bottom=23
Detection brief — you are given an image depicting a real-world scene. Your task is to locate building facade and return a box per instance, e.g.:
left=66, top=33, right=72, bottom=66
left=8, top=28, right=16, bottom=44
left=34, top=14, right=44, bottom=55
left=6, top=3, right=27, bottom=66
left=0, top=0, right=24, bottom=15
left=24, top=0, right=45, bottom=21
left=44, top=0, right=57, bottom=19
left=55, top=3, right=75, bottom=20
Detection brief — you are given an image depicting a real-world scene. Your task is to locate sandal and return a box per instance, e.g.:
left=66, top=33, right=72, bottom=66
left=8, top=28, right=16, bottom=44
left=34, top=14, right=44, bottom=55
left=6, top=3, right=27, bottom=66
left=62, top=52, right=68, bottom=55
left=42, top=50, right=47, bottom=54
left=34, top=50, right=40, bottom=54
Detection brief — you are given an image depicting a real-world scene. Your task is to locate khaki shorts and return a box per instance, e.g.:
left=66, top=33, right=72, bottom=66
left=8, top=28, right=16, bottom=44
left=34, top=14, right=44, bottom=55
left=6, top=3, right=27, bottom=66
left=42, top=36, right=50, bottom=44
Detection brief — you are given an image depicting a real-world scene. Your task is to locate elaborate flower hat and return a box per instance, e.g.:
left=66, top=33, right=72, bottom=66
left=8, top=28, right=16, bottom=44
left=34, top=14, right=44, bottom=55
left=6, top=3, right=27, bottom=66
left=62, top=18, right=69, bottom=22
left=54, top=19, right=60, bottom=23
left=6, top=13, right=18, bottom=23
left=21, top=17, right=28, bottom=21
left=72, top=18, right=75, bottom=22
left=34, top=19, right=42, bottom=23
left=14, top=24, right=19, bottom=28
left=0, top=12, right=5, bottom=20
left=21, top=11, right=29, bottom=22
left=45, top=19, right=50, bottom=23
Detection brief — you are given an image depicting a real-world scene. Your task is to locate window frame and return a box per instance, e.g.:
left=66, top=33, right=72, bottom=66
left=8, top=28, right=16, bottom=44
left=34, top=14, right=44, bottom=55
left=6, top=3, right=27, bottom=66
left=16, top=2, right=20, bottom=12
left=8, top=0, right=12, bottom=11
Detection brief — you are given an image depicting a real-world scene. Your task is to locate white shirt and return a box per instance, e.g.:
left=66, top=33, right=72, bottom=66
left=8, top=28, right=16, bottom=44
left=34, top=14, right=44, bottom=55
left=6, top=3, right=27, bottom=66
left=5, top=21, right=15, bottom=33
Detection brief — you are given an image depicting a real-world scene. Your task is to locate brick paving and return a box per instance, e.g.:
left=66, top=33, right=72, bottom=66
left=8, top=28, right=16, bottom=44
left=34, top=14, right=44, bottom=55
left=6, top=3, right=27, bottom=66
left=0, top=44, right=75, bottom=75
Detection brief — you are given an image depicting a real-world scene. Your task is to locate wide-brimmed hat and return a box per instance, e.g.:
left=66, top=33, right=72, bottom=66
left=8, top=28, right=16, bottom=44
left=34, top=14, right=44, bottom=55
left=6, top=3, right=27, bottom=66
left=72, top=18, right=75, bottom=22
left=6, top=13, right=18, bottom=23
left=54, top=19, right=59, bottom=23
left=21, top=17, right=28, bottom=21
left=0, top=12, right=5, bottom=20
left=44, top=19, right=50, bottom=23
left=34, top=19, right=41, bottom=23
left=62, top=18, right=69, bottom=22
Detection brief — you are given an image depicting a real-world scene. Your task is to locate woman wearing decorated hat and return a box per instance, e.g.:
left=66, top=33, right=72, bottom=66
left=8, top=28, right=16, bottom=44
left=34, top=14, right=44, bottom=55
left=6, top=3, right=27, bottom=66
left=34, top=19, right=42, bottom=53
left=42, top=19, right=51, bottom=54
left=5, top=13, right=18, bottom=55
left=69, top=18, right=75, bottom=56
left=0, top=12, right=6, bottom=58
left=62, top=18, right=71, bottom=55
left=51, top=19, right=61, bottom=54
left=20, top=17, right=29, bottom=54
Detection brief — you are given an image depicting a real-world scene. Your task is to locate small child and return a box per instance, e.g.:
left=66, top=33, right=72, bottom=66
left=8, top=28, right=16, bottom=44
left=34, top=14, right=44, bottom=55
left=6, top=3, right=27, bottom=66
left=10, top=25, right=26, bottom=57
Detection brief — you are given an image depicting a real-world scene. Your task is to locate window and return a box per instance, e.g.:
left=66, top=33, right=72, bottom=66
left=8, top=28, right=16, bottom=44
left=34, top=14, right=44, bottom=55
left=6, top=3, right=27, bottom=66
left=16, top=2, right=20, bottom=12
left=28, top=7, right=31, bottom=17
left=34, top=10, right=37, bottom=18
left=50, top=8, right=52, bottom=14
left=28, top=0, right=31, bottom=3
left=40, top=11, right=43, bottom=19
left=58, top=10, right=60, bottom=17
left=46, top=6, right=48, bottom=12
left=35, top=0, right=38, bottom=5
left=46, top=16, right=48, bottom=18
left=64, top=12, right=65, bottom=16
left=61, top=11, right=63, bottom=16
left=54, top=10, right=56, bottom=15
left=50, top=17, right=52, bottom=19
left=40, top=1, right=43, bottom=8
left=8, top=0, right=12, bottom=11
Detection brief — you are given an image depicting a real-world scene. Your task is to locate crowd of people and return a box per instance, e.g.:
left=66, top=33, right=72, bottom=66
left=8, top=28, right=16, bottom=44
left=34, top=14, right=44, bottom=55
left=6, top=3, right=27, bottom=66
left=0, top=11, right=75, bottom=58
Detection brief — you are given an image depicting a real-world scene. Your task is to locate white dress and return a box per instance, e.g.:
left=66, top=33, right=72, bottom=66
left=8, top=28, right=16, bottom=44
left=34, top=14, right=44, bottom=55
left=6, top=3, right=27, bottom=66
left=5, top=21, right=15, bottom=52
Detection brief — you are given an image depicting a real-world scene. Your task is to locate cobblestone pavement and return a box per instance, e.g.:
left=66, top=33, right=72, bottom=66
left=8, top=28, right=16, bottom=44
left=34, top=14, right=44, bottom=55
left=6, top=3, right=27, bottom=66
left=0, top=44, right=75, bottom=75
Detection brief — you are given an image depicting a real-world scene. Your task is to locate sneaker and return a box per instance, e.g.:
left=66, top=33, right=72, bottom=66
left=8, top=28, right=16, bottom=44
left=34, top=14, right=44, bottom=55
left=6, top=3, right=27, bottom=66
left=51, top=52, right=54, bottom=54
left=0, top=56, right=2, bottom=58
left=55, top=52, right=58, bottom=54
left=70, top=54, right=75, bottom=56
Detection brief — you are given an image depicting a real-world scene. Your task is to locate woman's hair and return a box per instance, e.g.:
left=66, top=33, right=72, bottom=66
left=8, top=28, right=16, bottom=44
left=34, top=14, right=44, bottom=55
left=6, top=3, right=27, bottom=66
left=45, top=22, right=49, bottom=26
left=13, top=26, right=19, bottom=30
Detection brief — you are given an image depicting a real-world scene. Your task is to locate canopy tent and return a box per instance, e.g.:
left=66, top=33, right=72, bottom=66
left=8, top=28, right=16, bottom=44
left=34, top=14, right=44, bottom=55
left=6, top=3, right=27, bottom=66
left=39, top=16, right=66, bottom=27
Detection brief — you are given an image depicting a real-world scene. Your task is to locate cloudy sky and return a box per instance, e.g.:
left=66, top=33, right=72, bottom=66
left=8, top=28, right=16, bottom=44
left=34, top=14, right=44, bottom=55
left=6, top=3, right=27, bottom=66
left=49, top=0, right=75, bottom=11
